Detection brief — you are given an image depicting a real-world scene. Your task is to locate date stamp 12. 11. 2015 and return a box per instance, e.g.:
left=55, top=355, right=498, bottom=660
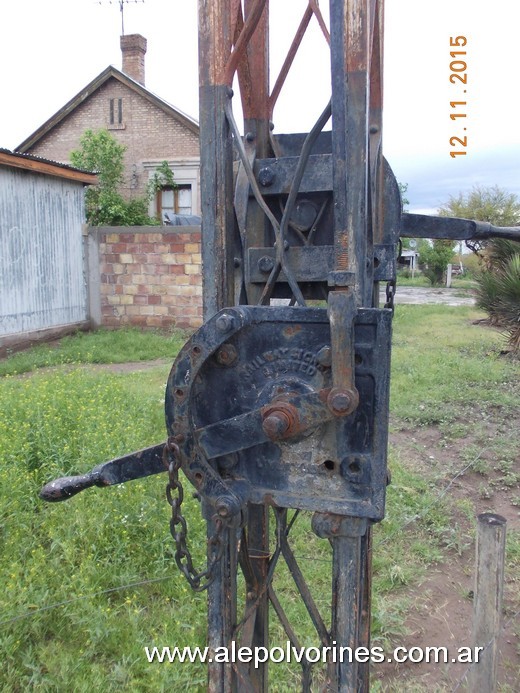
left=449, top=35, right=468, bottom=158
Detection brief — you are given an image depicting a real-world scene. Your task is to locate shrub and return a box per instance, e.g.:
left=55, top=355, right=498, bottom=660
left=475, top=239, right=520, bottom=354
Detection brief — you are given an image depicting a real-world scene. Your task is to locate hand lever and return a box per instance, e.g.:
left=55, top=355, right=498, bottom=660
left=39, top=443, right=166, bottom=502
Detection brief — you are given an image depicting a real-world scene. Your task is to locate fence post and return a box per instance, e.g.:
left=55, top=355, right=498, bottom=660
left=85, top=226, right=102, bottom=328
left=446, top=263, right=453, bottom=287
left=468, top=512, right=507, bottom=692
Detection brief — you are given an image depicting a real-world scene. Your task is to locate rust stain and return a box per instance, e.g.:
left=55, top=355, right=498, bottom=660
left=282, top=324, right=302, bottom=338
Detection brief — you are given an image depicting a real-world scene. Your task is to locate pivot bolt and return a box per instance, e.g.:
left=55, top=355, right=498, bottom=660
left=327, top=388, right=359, bottom=417
left=261, top=402, right=299, bottom=440
left=215, top=495, right=239, bottom=518
left=216, top=313, right=235, bottom=333
left=262, top=410, right=291, bottom=439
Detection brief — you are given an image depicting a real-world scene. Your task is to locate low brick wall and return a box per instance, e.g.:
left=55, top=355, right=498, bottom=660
left=93, top=226, right=203, bottom=329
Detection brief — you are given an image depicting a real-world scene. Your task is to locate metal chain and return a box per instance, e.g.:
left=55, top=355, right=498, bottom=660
left=384, top=279, right=396, bottom=312
left=164, top=438, right=225, bottom=592
left=384, top=238, right=401, bottom=312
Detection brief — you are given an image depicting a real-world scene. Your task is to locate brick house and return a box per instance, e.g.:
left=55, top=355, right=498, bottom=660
left=15, top=34, right=201, bottom=221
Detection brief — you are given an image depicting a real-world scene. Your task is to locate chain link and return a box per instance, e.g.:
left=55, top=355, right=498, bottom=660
left=384, top=279, right=396, bottom=312
left=164, top=438, right=225, bottom=592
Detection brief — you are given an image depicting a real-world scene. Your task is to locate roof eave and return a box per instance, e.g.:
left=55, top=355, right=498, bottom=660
left=15, top=66, right=199, bottom=152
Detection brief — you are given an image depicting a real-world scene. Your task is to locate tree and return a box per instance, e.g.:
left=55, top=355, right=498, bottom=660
left=398, top=182, right=409, bottom=210
left=438, top=185, right=520, bottom=227
left=419, top=239, right=456, bottom=286
left=438, top=185, right=520, bottom=355
left=70, top=129, right=160, bottom=226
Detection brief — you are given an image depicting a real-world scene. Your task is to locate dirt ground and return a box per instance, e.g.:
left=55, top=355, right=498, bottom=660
left=373, top=419, right=519, bottom=691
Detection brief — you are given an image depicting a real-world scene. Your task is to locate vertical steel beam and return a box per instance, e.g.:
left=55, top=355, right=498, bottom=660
left=198, top=3, right=239, bottom=690
left=199, top=0, right=236, bottom=320
left=330, top=518, right=369, bottom=692
left=330, top=0, right=372, bottom=305
left=239, top=3, right=271, bottom=689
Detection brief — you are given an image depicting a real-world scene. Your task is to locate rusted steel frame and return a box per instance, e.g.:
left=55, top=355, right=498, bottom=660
left=276, top=510, right=330, bottom=647
left=206, top=518, right=240, bottom=692
left=357, top=528, right=373, bottom=689
left=330, top=0, right=372, bottom=306
left=232, top=520, right=283, bottom=638
left=309, top=0, right=331, bottom=44
left=268, top=4, right=313, bottom=117
left=198, top=4, right=239, bottom=690
left=234, top=3, right=272, bottom=674
left=230, top=0, right=243, bottom=39
left=268, top=2, right=330, bottom=118
left=268, top=586, right=315, bottom=688
left=224, top=0, right=267, bottom=86
left=199, top=0, right=235, bottom=319
left=258, top=101, right=332, bottom=305
left=242, top=0, right=270, bottom=120
left=224, top=98, right=306, bottom=305
left=230, top=1, right=270, bottom=120
left=369, top=0, right=385, bottom=271
left=330, top=518, right=369, bottom=691
left=328, top=290, right=358, bottom=396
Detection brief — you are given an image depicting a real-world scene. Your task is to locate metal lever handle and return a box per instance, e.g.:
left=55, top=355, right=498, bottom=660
left=39, top=443, right=167, bottom=502
left=40, top=471, right=105, bottom=502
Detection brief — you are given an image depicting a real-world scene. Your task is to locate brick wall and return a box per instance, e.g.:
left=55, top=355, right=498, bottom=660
left=95, top=226, right=202, bottom=329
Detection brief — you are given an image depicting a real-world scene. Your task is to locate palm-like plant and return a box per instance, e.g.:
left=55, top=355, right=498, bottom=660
left=475, top=239, right=520, bottom=354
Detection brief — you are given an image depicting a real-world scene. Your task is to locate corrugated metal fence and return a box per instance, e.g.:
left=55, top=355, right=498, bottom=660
left=0, top=168, right=88, bottom=340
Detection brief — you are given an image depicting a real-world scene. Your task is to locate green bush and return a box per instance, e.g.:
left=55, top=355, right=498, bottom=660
left=475, top=239, right=520, bottom=353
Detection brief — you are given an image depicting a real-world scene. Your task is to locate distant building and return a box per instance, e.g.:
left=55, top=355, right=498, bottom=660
left=15, top=34, right=201, bottom=221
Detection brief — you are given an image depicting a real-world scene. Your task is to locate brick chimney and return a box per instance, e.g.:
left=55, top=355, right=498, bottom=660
left=120, top=34, right=147, bottom=85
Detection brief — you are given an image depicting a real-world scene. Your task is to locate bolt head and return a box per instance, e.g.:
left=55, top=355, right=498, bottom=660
left=258, top=255, right=275, bottom=273
left=316, top=345, right=332, bottom=368
left=258, top=167, right=275, bottom=187
left=215, top=344, right=238, bottom=366
left=262, top=412, right=291, bottom=439
left=327, top=388, right=359, bottom=417
left=215, top=313, right=235, bottom=333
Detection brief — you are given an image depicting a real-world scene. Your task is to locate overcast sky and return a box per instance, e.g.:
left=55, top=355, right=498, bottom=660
left=1, top=0, right=518, bottom=214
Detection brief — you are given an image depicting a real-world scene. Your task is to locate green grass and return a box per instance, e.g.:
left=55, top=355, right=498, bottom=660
left=0, top=310, right=518, bottom=690
left=396, top=273, right=477, bottom=290
left=0, top=327, right=188, bottom=377
left=390, top=305, right=518, bottom=423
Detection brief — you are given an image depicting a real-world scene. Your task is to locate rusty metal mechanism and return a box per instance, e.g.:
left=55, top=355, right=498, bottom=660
left=40, top=1, right=520, bottom=690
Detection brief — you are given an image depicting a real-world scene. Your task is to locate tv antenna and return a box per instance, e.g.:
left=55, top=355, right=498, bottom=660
left=97, top=0, right=145, bottom=36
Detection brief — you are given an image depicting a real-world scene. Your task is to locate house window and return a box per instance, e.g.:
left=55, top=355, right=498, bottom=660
left=109, top=98, right=123, bottom=126
left=157, top=184, right=193, bottom=223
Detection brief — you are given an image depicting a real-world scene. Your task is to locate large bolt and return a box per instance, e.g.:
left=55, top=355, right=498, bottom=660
left=215, top=313, right=235, bottom=333
left=215, top=343, right=238, bottom=366
left=258, top=255, right=275, bottom=273
left=215, top=495, right=239, bottom=518
left=261, top=402, right=299, bottom=440
left=262, top=410, right=291, bottom=439
left=258, top=167, right=275, bottom=187
left=327, top=388, right=359, bottom=417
